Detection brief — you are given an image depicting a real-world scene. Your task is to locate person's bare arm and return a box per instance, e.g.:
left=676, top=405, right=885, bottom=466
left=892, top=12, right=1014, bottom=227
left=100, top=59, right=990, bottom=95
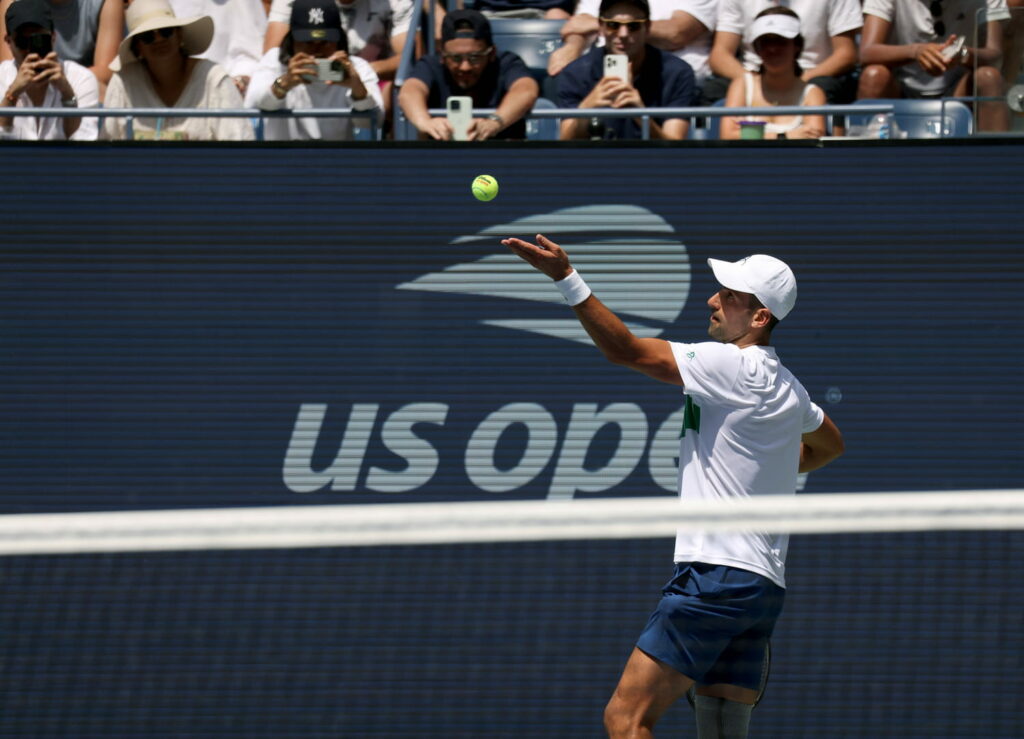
left=799, top=413, right=844, bottom=473
left=0, top=0, right=13, bottom=63
left=372, top=31, right=417, bottom=81
left=90, top=0, right=124, bottom=90
left=548, top=22, right=596, bottom=76
left=709, top=30, right=745, bottom=80
left=397, top=76, right=452, bottom=139
left=264, top=20, right=289, bottom=53
left=469, top=75, right=539, bottom=140
left=802, top=30, right=858, bottom=80
left=965, top=20, right=1004, bottom=68
left=648, top=11, right=709, bottom=53
left=860, top=13, right=951, bottom=75
left=786, top=83, right=826, bottom=139
left=718, top=74, right=746, bottom=139
left=501, top=234, right=681, bottom=385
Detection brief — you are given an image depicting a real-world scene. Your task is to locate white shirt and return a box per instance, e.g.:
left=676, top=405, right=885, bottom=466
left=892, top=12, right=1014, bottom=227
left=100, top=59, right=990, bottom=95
left=670, top=341, right=824, bottom=588
left=169, top=0, right=268, bottom=81
left=576, top=0, right=718, bottom=81
left=245, top=49, right=383, bottom=140
left=863, top=0, right=1010, bottom=96
left=268, top=0, right=413, bottom=62
left=716, top=0, right=863, bottom=72
left=102, top=59, right=255, bottom=141
left=0, top=59, right=99, bottom=141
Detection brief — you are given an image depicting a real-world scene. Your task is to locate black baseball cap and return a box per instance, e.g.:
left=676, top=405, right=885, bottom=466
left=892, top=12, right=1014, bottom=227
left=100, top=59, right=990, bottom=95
left=441, top=9, right=492, bottom=46
left=5, top=0, right=53, bottom=35
left=290, top=0, right=343, bottom=43
left=598, top=0, right=650, bottom=19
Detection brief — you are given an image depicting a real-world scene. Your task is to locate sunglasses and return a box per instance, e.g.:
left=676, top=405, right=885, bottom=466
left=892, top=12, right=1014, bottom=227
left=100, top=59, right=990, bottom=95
left=599, top=18, right=647, bottom=32
left=442, top=48, right=492, bottom=65
left=137, top=26, right=176, bottom=45
left=929, top=0, right=945, bottom=38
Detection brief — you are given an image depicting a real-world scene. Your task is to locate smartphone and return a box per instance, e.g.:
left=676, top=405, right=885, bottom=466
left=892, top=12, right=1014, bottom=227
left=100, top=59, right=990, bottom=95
left=27, top=33, right=52, bottom=57
left=940, top=35, right=965, bottom=61
left=316, top=59, right=345, bottom=82
left=603, top=54, right=629, bottom=82
left=446, top=95, right=473, bottom=141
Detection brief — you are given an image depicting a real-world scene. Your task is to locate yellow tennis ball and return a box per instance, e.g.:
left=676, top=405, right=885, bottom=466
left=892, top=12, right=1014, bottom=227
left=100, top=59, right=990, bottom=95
left=472, top=175, right=499, bottom=202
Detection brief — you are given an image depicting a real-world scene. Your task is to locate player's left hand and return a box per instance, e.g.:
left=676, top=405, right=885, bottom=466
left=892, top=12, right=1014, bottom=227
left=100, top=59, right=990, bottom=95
left=501, top=234, right=573, bottom=281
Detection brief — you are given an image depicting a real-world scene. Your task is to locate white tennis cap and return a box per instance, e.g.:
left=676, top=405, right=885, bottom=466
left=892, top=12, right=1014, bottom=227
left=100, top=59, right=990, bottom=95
left=707, top=255, right=797, bottom=320
left=750, top=13, right=801, bottom=42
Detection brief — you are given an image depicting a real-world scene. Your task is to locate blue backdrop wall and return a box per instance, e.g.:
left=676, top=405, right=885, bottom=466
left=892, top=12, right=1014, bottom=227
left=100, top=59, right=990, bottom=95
left=0, top=142, right=1022, bottom=737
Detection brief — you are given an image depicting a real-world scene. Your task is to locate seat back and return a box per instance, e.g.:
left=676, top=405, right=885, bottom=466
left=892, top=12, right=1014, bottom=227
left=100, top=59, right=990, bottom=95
left=526, top=97, right=560, bottom=140
left=849, top=98, right=974, bottom=138
left=489, top=18, right=565, bottom=84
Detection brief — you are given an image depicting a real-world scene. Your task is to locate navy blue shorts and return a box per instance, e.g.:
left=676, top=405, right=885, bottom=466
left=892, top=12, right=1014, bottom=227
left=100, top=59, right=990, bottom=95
left=635, top=562, right=785, bottom=690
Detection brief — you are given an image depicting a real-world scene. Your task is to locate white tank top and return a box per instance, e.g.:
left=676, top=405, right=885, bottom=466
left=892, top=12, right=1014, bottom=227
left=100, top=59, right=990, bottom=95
left=743, top=72, right=816, bottom=135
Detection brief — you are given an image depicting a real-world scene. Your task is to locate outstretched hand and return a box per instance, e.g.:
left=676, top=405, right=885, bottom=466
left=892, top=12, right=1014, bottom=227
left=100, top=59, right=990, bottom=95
left=501, top=234, right=573, bottom=281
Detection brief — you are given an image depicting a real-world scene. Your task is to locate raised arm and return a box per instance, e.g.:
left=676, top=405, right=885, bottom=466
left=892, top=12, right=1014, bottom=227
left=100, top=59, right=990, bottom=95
left=799, top=412, right=844, bottom=473
left=502, top=234, right=681, bottom=385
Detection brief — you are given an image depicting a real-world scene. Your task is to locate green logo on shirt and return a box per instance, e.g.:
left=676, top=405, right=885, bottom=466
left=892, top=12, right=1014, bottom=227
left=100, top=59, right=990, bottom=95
left=680, top=396, right=701, bottom=437
left=686, top=351, right=695, bottom=360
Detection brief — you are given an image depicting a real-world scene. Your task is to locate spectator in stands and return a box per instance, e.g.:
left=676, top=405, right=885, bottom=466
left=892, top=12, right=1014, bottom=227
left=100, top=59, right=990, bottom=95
left=169, top=0, right=267, bottom=96
left=547, top=0, right=716, bottom=88
left=557, top=0, right=696, bottom=139
left=858, top=0, right=1012, bottom=132
left=101, top=0, right=254, bottom=140
left=263, top=0, right=412, bottom=90
left=707, top=0, right=861, bottom=109
left=399, top=9, right=539, bottom=140
left=0, top=0, right=124, bottom=94
left=472, top=0, right=573, bottom=21
left=720, top=7, right=825, bottom=139
left=1003, top=0, right=1024, bottom=90
left=0, top=0, right=99, bottom=138
left=246, top=0, right=382, bottom=140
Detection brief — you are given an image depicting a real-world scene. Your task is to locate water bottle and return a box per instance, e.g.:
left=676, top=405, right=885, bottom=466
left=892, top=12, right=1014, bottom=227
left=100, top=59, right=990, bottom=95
left=872, top=113, right=892, bottom=140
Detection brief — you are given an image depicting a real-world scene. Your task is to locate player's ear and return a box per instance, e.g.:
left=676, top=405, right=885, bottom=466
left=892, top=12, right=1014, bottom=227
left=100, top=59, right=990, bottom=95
left=751, top=307, right=772, bottom=329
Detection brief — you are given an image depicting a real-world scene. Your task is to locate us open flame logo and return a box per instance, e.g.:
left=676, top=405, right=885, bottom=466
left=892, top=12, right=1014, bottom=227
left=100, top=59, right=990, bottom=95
left=396, top=204, right=691, bottom=345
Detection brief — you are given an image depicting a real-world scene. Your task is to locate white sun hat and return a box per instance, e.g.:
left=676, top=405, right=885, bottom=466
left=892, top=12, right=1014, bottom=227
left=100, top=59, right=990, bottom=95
left=110, top=0, right=214, bottom=71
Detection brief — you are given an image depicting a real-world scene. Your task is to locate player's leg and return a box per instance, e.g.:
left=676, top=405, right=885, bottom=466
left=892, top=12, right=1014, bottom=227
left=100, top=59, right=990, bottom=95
left=603, top=646, right=694, bottom=739
left=693, top=684, right=758, bottom=739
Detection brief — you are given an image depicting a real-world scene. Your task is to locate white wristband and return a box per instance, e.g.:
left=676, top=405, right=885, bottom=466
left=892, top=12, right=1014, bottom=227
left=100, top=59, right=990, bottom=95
left=555, top=269, right=592, bottom=306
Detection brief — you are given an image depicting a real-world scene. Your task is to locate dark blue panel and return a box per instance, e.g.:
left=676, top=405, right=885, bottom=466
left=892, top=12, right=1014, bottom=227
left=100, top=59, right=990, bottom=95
left=1, top=143, right=1021, bottom=512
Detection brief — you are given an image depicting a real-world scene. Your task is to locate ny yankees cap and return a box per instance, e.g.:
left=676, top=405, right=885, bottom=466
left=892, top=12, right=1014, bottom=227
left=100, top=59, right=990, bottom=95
left=708, top=255, right=797, bottom=320
left=291, top=0, right=343, bottom=43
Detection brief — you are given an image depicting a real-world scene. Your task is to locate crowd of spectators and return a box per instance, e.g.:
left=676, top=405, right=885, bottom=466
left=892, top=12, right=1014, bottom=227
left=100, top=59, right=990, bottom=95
left=0, top=0, right=1020, bottom=141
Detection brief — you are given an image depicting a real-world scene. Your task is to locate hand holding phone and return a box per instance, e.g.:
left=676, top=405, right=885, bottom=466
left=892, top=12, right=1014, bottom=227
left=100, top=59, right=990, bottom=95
left=446, top=95, right=472, bottom=141
left=603, top=54, right=629, bottom=83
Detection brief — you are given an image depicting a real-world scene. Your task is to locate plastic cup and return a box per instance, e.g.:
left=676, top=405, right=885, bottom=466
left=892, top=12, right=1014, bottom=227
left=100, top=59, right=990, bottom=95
left=739, top=120, right=766, bottom=140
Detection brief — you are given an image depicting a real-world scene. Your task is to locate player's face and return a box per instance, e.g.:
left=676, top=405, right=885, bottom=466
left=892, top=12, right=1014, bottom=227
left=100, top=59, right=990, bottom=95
left=707, top=288, right=760, bottom=343
left=754, top=34, right=798, bottom=71
left=599, top=4, right=649, bottom=59
left=442, top=39, right=493, bottom=90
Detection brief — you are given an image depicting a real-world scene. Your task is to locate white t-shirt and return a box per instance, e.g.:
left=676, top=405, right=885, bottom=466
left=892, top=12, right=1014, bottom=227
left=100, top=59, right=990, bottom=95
left=169, top=0, right=268, bottom=80
left=244, top=49, right=383, bottom=140
left=0, top=59, right=99, bottom=140
left=863, top=0, right=1010, bottom=96
left=716, top=0, right=863, bottom=73
left=670, top=341, right=824, bottom=589
left=576, top=0, right=718, bottom=81
left=102, top=59, right=255, bottom=141
left=268, top=0, right=413, bottom=62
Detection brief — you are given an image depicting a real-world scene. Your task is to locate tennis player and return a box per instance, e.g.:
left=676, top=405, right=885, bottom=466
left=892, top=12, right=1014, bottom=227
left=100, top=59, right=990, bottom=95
left=501, top=234, right=844, bottom=739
